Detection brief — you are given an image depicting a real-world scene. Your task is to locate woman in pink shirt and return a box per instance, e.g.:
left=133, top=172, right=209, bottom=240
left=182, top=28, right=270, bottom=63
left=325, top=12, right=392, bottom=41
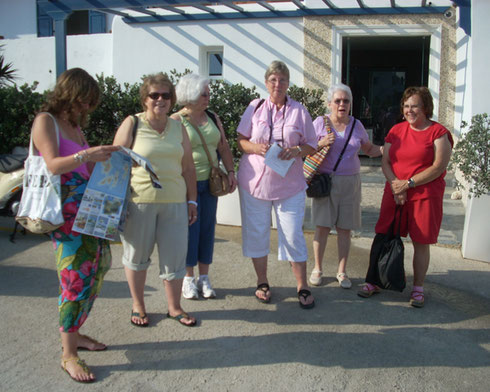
left=237, top=61, right=317, bottom=309
left=309, top=84, right=382, bottom=289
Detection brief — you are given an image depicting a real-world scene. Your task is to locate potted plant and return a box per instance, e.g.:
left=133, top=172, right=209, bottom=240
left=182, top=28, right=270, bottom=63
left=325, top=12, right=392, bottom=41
left=450, top=113, right=490, bottom=262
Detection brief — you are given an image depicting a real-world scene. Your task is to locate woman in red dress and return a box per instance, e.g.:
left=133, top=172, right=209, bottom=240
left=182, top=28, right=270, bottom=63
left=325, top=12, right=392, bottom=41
left=358, top=87, right=453, bottom=307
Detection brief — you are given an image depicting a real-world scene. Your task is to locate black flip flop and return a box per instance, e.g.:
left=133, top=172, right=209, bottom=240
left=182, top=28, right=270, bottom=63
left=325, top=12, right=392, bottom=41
left=131, top=310, right=149, bottom=327
left=255, top=283, right=271, bottom=303
left=298, top=289, right=315, bottom=309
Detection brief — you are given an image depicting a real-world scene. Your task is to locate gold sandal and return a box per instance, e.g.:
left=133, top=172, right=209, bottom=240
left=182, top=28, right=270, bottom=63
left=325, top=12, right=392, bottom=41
left=61, top=356, right=95, bottom=383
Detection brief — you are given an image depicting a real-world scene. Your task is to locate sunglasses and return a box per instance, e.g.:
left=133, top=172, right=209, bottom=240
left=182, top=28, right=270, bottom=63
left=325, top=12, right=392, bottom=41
left=148, top=92, right=172, bottom=100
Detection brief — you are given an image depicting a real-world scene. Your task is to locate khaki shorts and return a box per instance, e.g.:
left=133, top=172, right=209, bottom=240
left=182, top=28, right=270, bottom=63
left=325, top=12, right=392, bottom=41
left=311, top=173, right=362, bottom=230
left=121, top=202, right=188, bottom=280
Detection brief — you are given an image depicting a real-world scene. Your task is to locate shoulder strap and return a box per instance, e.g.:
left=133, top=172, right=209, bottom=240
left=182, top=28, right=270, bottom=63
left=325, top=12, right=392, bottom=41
left=185, top=116, right=216, bottom=168
left=31, top=112, right=60, bottom=156
left=130, top=115, right=138, bottom=149
left=204, top=109, right=218, bottom=128
left=332, top=118, right=356, bottom=173
left=254, top=98, right=265, bottom=113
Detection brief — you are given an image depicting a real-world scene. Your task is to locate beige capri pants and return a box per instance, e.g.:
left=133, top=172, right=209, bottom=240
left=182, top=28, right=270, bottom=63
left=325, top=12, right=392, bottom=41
left=311, top=173, right=362, bottom=230
left=120, top=202, right=188, bottom=280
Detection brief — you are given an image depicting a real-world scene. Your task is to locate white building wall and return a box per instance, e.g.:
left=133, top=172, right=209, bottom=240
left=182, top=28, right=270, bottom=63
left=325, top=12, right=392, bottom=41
left=112, top=17, right=304, bottom=97
left=0, top=0, right=37, bottom=38
left=2, top=34, right=113, bottom=92
left=471, top=0, right=490, bottom=117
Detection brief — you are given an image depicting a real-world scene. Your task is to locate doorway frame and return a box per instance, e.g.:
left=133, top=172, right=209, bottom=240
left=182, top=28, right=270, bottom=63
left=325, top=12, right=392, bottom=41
left=331, top=24, right=442, bottom=122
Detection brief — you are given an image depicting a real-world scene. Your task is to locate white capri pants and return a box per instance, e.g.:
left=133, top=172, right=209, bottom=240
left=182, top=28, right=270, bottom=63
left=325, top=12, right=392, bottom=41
left=239, top=188, right=308, bottom=262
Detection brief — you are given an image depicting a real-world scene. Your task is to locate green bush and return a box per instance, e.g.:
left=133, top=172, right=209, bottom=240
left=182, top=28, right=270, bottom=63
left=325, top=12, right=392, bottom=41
left=208, top=80, right=260, bottom=160
left=85, top=74, right=141, bottom=146
left=0, top=82, right=44, bottom=154
left=0, top=72, right=325, bottom=160
left=450, top=113, right=490, bottom=198
left=287, top=85, right=326, bottom=119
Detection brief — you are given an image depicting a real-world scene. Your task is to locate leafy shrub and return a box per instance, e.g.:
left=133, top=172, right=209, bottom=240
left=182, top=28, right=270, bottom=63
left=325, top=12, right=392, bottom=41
left=208, top=80, right=260, bottom=160
left=0, top=71, right=325, bottom=161
left=450, top=113, right=490, bottom=198
left=85, top=74, right=141, bottom=146
left=287, top=85, right=325, bottom=119
left=0, top=82, right=44, bottom=154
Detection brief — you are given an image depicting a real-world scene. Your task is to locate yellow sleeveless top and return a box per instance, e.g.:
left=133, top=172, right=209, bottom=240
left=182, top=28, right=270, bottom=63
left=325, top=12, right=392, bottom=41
left=130, top=113, right=186, bottom=203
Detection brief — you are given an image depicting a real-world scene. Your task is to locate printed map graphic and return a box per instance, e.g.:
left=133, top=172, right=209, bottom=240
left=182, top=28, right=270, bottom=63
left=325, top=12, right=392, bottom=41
left=87, top=151, right=131, bottom=196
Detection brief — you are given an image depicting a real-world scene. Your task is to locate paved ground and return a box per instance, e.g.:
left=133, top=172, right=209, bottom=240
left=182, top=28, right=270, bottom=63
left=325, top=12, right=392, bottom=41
left=0, top=164, right=488, bottom=392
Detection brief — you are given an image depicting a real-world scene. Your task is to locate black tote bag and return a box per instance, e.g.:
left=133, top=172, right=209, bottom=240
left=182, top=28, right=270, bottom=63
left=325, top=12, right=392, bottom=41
left=366, top=206, right=406, bottom=292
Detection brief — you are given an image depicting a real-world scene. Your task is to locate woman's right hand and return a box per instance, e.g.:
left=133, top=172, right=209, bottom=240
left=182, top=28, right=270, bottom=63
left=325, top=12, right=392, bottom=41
left=253, top=143, right=270, bottom=157
left=86, top=145, right=120, bottom=162
left=394, top=192, right=407, bottom=205
left=318, top=132, right=335, bottom=149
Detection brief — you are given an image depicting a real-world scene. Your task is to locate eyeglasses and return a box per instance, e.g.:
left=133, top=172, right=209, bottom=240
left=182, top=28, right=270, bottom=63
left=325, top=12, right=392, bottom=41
left=267, top=77, right=289, bottom=85
left=333, top=99, right=350, bottom=105
left=148, top=92, right=172, bottom=100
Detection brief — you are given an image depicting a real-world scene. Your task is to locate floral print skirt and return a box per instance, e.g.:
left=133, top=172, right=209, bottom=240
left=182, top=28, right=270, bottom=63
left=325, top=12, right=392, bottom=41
left=50, top=172, right=111, bottom=333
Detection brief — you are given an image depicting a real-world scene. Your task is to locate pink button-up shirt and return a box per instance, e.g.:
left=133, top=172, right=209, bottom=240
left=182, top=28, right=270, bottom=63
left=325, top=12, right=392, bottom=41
left=237, top=96, right=317, bottom=200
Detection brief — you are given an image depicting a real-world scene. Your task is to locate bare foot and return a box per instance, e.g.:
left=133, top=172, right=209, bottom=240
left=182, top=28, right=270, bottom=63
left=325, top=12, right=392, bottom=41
left=77, top=334, right=107, bottom=351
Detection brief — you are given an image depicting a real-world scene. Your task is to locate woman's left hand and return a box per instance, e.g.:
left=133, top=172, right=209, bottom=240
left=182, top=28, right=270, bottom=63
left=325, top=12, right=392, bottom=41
left=390, top=178, right=409, bottom=195
left=278, top=146, right=302, bottom=160
left=188, top=203, right=198, bottom=225
left=228, top=172, right=238, bottom=193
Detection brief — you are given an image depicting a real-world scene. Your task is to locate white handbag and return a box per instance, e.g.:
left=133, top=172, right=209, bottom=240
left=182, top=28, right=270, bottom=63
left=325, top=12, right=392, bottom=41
left=15, top=113, right=65, bottom=234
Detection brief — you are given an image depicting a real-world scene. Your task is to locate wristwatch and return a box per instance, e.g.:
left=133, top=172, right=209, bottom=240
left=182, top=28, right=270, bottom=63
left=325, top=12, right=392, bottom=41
left=408, top=178, right=416, bottom=188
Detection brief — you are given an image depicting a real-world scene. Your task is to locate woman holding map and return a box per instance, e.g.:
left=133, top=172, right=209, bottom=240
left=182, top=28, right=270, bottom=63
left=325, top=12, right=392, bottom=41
left=31, top=68, right=118, bottom=383
left=113, top=73, right=198, bottom=329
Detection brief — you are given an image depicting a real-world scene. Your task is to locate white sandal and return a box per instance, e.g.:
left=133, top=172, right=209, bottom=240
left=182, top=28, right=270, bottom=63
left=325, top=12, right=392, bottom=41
left=336, top=273, right=352, bottom=289
left=309, top=269, right=323, bottom=286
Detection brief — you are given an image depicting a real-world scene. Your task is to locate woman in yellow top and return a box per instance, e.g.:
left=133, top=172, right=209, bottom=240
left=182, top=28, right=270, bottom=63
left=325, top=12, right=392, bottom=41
left=171, top=73, right=237, bottom=299
left=113, top=73, right=198, bottom=327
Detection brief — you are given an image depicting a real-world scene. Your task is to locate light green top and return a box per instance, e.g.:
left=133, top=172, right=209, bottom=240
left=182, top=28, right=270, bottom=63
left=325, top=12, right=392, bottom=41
left=180, top=114, right=221, bottom=181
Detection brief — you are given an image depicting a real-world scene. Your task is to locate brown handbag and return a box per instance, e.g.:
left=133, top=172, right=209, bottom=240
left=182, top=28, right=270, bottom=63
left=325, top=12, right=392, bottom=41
left=186, top=115, right=230, bottom=197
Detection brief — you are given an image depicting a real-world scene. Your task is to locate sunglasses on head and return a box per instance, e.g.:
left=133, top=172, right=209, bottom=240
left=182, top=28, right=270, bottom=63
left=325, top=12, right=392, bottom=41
left=148, top=92, right=172, bottom=100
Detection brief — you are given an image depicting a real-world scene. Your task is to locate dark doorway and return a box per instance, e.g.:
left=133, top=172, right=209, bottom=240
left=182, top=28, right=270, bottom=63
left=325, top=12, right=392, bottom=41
left=342, top=36, right=430, bottom=144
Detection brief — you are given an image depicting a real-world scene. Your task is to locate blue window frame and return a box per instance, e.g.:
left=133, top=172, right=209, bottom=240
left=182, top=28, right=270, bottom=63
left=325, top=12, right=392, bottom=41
left=37, top=8, right=106, bottom=37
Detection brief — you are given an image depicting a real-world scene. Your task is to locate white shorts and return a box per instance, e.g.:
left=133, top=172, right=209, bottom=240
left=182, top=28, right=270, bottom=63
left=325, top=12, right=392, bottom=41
left=120, top=202, right=188, bottom=280
left=239, top=188, right=308, bottom=262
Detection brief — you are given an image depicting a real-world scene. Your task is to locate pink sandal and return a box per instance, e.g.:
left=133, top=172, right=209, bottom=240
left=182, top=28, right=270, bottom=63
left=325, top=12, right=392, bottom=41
left=410, top=290, right=425, bottom=308
left=357, top=283, right=381, bottom=298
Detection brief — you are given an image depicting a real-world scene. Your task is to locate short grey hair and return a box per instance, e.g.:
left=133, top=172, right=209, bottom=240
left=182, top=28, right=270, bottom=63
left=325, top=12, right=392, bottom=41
left=175, top=73, right=210, bottom=106
left=265, top=60, right=290, bottom=82
left=327, top=83, right=353, bottom=105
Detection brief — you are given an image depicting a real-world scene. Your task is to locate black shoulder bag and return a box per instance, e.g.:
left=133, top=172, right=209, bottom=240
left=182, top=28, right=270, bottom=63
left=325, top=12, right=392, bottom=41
left=306, top=118, right=356, bottom=198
